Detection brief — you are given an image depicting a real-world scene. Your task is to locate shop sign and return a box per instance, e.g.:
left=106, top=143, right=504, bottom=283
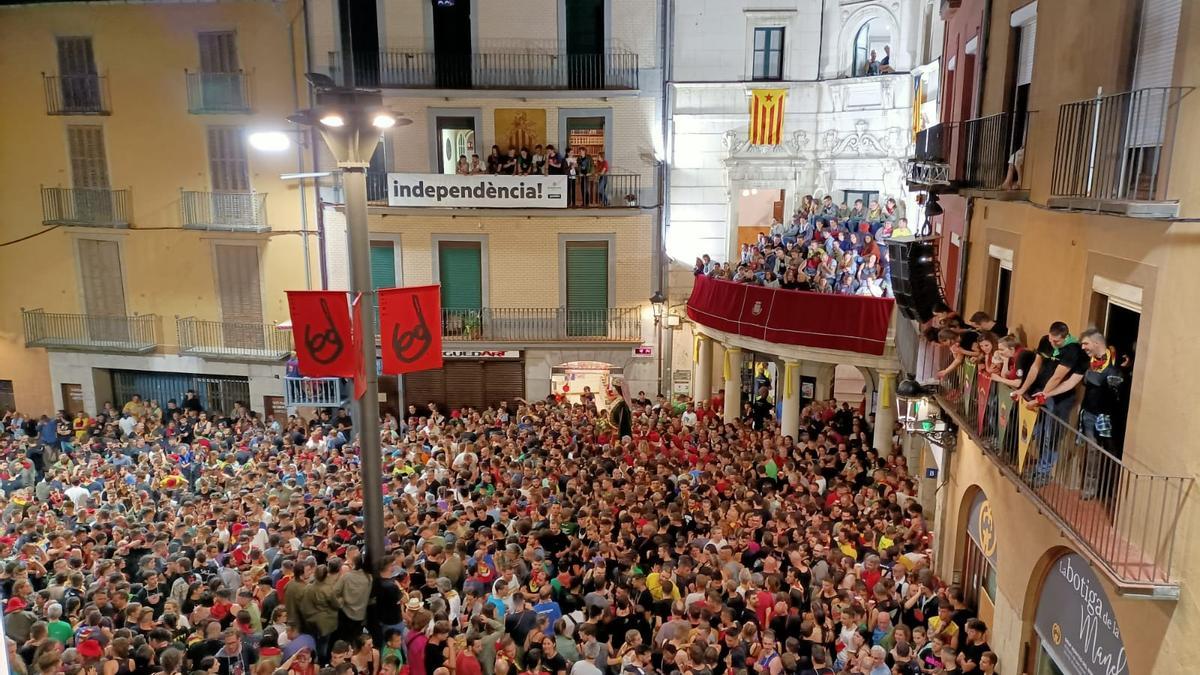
left=965, top=491, right=997, bottom=567
left=387, top=173, right=567, bottom=208
left=442, top=349, right=520, bottom=359
left=633, top=345, right=654, bottom=357
left=1034, top=552, right=1128, bottom=675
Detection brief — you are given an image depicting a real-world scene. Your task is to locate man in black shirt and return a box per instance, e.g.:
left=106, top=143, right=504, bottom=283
left=1079, top=329, right=1125, bottom=499
left=956, top=619, right=990, bottom=672
left=967, top=311, right=1008, bottom=340
left=1015, top=322, right=1088, bottom=484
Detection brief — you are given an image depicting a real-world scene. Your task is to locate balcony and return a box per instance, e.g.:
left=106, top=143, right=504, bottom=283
left=440, top=307, right=642, bottom=342
left=41, top=186, right=131, bottom=227
left=180, top=190, right=268, bottom=231
left=334, top=171, right=644, bottom=209
left=329, top=50, right=639, bottom=91
left=960, top=111, right=1032, bottom=196
left=938, top=361, right=1191, bottom=597
left=185, top=70, right=251, bottom=114
left=686, top=275, right=895, bottom=357
left=283, top=377, right=349, bottom=408
left=177, top=317, right=293, bottom=361
left=1049, top=87, right=1189, bottom=217
left=22, top=309, right=159, bottom=353
left=43, top=73, right=110, bottom=115
left=907, top=123, right=951, bottom=188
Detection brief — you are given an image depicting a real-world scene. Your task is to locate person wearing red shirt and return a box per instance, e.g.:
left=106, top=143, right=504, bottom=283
left=457, top=635, right=484, bottom=675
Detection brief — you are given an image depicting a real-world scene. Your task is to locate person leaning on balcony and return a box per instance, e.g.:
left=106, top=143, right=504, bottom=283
left=880, top=45, right=895, bottom=74
left=1078, top=329, right=1126, bottom=499
left=1014, top=322, right=1087, bottom=411
left=966, top=311, right=1008, bottom=345
left=991, top=335, right=1034, bottom=388
left=456, top=155, right=471, bottom=175
left=486, top=145, right=503, bottom=174
left=469, top=154, right=485, bottom=175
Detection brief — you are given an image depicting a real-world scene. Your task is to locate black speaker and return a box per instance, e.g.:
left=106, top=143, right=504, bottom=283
left=888, top=239, right=944, bottom=321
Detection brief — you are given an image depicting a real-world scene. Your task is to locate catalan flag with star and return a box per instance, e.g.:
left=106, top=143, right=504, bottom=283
left=749, top=89, right=786, bottom=145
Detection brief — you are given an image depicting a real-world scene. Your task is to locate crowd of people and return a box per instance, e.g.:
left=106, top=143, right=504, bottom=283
left=0, top=377, right=998, bottom=675
left=452, top=144, right=611, bottom=207
left=927, top=304, right=1130, bottom=491
left=694, top=195, right=910, bottom=298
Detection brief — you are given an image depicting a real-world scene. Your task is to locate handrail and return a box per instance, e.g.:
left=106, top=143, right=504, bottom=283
left=42, top=73, right=110, bottom=115
left=328, top=49, right=639, bottom=90
left=41, top=186, right=132, bottom=227
left=938, top=357, right=1191, bottom=587
left=185, top=70, right=251, bottom=113
left=439, top=307, right=642, bottom=342
left=177, top=317, right=293, bottom=360
left=180, top=190, right=268, bottom=230
left=22, top=308, right=159, bottom=352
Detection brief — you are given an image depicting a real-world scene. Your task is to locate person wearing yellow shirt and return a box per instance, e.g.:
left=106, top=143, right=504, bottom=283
left=927, top=600, right=960, bottom=649
left=646, top=564, right=681, bottom=603
left=122, top=394, right=147, bottom=418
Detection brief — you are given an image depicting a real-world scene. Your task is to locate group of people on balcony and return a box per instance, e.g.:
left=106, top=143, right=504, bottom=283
left=695, top=195, right=910, bottom=298
left=454, top=145, right=611, bottom=207
left=927, top=306, right=1130, bottom=493
left=0, top=361, right=1000, bottom=675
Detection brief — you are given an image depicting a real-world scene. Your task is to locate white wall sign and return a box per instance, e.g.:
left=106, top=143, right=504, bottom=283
left=387, top=173, right=567, bottom=208
left=443, top=349, right=521, bottom=359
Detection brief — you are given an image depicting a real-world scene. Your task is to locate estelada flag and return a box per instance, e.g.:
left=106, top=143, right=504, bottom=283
left=379, top=285, right=443, bottom=375
left=1017, top=402, right=1040, bottom=472
left=750, top=89, right=786, bottom=145
left=286, top=290, right=356, bottom=377
left=976, top=369, right=993, bottom=436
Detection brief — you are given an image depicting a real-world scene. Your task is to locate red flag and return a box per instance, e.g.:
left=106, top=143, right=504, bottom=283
left=351, top=293, right=367, bottom=401
left=286, top=290, right=355, bottom=377
left=977, top=368, right=994, bottom=435
left=379, top=285, right=443, bottom=375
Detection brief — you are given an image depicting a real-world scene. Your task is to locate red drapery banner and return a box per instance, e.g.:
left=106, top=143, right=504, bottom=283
left=351, top=293, right=367, bottom=400
left=286, top=290, right=356, bottom=377
left=379, top=285, right=443, bottom=375
left=686, top=275, right=894, bottom=355
left=976, top=368, right=993, bottom=435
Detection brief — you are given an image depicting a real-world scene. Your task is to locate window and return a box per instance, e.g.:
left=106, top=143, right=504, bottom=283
left=77, top=238, right=129, bottom=342
left=565, top=241, right=610, bottom=336
left=438, top=241, right=483, bottom=311
left=196, top=31, right=245, bottom=111
left=435, top=116, right=475, bottom=174
left=370, top=239, right=399, bottom=317
left=57, top=36, right=101, bottom=111
left=0, top=381, right=14, bottom=413
left=198, top=31, right=239, bottom=73
left=68, top=125, right=109, bottom=189
left=853, top=20, right=892, bottom=76
left=214, top=244, right=264, bottom=349
left=985, top=246, right=1013, bottom=327
left=207, top=127, right=250, bottom=191
left=752, top=27, right=784, bottom=81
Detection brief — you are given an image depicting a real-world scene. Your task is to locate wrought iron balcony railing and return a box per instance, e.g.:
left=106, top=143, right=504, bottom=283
left=329, top=50, right=639, bottom=90
left=22, top=308, right=159, bottom=353
left=177, top=317, right=293, bottom=361
left=439, top=307, right=642, bottom=342
left=283, top=377, right=349, bottom=408
left=961, top=111, right=1033, bottom=191
left=41, top=186, right=131, bottom=227
left=43, top=73, right=110, bottom=115
left=938, top=359, right=1191, bottom=594
left=180, top=190, right=268, bottom=231
left=1050, top=87, right=1189, bottom=206
left=185, top=70, right=251, bottom=113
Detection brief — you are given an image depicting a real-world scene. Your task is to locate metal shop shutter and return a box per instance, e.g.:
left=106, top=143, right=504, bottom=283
left=483, top=360, right=525, bottom=407
left=405, top=368, right=446, bottom=412
left=445, top=361, right=485, bottom=410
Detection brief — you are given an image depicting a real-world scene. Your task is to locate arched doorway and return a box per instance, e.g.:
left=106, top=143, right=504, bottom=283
left=833, top=364, right=867, bottom=406
left=852, top=18, right=892, bottom=76
left=1027, top=550, right=1129, bottom=675
left=959, top=487, right=998, bottom=630
left=552, top=361, right=622, bottom=409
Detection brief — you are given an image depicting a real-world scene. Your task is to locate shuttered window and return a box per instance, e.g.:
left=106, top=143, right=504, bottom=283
left=77, top=238, right=126, bottom=316
left=207, top=126, right=250, bottom=191
left=1130, top=0, right=1182, bottom=146
left=215, top=245, right=263, bottom=325
left=68, top=125, right=109, bottom=188
left=57, top=36, right=96, bottom=76
left=566, top=241, right=609, bottom=336
left=1015, top=20, right=1036, bottom=86
left=199, top=31, right=239, bottom=73
left=438, top=242, right=483, bottom=310
left=371, top=241, right=397, bottom=290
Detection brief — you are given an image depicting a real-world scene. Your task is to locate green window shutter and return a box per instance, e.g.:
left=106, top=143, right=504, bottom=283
left=370, top=241, right=396, bottom=290
left=438, top=242, right=482, bottom=310
left=566, top=242, right=608, bottom=336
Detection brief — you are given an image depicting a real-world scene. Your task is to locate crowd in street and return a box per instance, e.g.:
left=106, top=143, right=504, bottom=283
left=694, top=196, right=910, bottom=298
left=0, top=380, right=998, bottom=675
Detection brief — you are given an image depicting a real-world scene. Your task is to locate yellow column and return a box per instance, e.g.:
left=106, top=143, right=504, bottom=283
left=693, top=334, right=713, bottom=402
left=874, top=370, right=899, bottom=456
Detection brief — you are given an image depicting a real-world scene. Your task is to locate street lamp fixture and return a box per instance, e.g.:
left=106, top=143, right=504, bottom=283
left=650, top=291, right=666, bottom=321
left=248, top=130, right=292, bottom=152
left=895, top=377, right=956, bottom=446
left=319, top=113, right=346, bottom=128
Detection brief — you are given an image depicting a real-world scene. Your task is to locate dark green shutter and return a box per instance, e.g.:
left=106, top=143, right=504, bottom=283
left=439, top=243, right=482, bottom=310
left=566, top=242, right=608, bottom=336
left=370, top=241, right=396, bottom=290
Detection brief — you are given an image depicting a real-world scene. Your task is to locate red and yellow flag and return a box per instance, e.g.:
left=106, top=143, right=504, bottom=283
left=749, top=89, right=786, bottom=145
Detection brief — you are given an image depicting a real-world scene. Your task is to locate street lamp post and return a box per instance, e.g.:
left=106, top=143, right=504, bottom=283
left=650, top=291, right=666, bottom=396
left=286, top=80, right=410, bottom=573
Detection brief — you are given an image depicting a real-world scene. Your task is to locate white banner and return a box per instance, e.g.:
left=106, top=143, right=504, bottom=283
left=386, top=173, right=567, bottom=208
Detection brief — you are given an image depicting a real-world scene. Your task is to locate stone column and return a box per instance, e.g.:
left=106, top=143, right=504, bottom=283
left=723, top=347, right=743, bottom=421
left=780, top=358, right=802, bottom=439
left=873, top=370, right=899, bottom=456
left=694, top=334, right=713, bottom=402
